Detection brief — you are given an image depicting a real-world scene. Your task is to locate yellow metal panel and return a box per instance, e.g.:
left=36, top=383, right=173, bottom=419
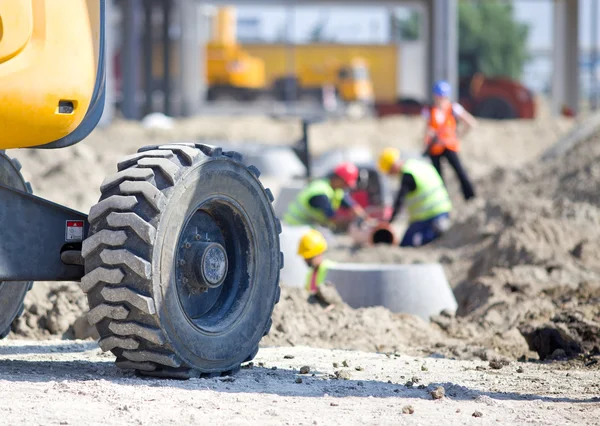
left=243, top=44, right=398, bottom=102
left=0, top=0, right=97, bottom=149
left=0, top=0, right=33, bottom=64
left=213, top=6, right=236, bottom=46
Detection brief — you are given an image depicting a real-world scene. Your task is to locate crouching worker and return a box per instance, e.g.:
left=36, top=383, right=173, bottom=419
left=283, top=162, right=369, bottom=232
left=378, top=147, right=452, bottom=247
left=297, top=229, right=343, bottom=309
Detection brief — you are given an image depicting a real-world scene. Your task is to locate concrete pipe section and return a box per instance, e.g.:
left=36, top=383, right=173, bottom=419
left=238, top=143, right=306, bottom=180
left=326, top=263, right=457, bottom=321
left=273, top=182, right=304, bottom=219
left=279, top=224, right=336, bottom=288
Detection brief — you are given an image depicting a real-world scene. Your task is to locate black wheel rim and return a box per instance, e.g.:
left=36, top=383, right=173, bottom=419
left=175, top=195, right=255, bottom=334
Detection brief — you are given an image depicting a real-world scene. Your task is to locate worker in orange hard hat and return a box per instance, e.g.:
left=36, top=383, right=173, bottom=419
left=424, top=80, right=477, bottom=201
left=284, top=162, right=370, bottom=231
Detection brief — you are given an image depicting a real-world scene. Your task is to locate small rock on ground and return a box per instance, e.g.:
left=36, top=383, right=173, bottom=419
left=335, top=370, right=352, bottom=380
left=402, top=405, right=414, bottom=414
left=489, top=359, right=510, bottom=370
left=431, top=386, right=445, bottom=400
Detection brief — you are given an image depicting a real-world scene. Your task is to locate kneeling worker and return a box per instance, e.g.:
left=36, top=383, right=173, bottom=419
left=297, top=229, right=342, bottom=308
left=284, top=162, right=369, bottom=231
left=378, top=148, right=452, bottom=247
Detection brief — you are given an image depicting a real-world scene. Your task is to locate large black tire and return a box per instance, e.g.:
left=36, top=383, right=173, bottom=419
left=81, top=143, right=283, bottom=378
left=0, top=151, right=33, bottom=338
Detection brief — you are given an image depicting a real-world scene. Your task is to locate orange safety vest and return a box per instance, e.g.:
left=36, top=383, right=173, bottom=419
left=426, top=104, right=460, bottom=155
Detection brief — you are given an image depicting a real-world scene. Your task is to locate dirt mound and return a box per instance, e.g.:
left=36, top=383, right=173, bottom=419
left=262, top=287, right=441, bottom=354
left=10, top=283, right=92, bottom=340
left=324, top=128, right=600, bottom=362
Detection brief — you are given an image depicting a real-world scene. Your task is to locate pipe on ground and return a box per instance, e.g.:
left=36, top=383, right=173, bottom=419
left=349, top=221, right=399, bottom=247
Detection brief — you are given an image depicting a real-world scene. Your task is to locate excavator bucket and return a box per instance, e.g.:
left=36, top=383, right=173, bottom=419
left=0, top=0, right=105, bottom=150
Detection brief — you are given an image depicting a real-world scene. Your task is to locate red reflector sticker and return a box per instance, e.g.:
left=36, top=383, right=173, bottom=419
left=65, top=220, right=85, bottom=242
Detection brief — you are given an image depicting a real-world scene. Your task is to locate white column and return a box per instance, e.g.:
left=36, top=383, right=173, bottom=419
left=552, top=0, right=579, bottom=115
left=179, top=0, right=206, bottom=117
left=428, top=0, right=459, bottom=102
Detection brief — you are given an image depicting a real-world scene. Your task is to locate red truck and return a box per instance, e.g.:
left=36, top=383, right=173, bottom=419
left=375, top=53, right=536, bottom=120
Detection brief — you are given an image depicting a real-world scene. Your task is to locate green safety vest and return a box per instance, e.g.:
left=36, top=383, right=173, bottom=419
left=284, top=179, right=345, bottom=227
left=403, top=159, right=452, bottom=223
left=304, top=259, right=336, bottom=294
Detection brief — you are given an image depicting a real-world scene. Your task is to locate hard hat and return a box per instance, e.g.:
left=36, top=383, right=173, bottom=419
left=432, top=80, right=451, bottom=97
left=297, top=229, right=328, bottom=259
left=378, top=148, right=400, bottom=174
left=333, top=162, right=359, bottom=188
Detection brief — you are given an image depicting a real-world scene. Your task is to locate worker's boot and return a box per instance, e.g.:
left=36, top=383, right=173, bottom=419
left=315, top=282, right=344, bottom=307
left=432, top=215, right=451, bottom=236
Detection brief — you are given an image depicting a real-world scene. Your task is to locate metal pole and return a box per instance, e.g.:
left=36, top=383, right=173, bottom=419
left=122, top=0, right=142, bottom=120
left=162, top=0, right=172, bottom=116
left=179, top=0, right=204, bottom=117
left=592, top=0, right=599, bottom=110
left=285, top=0, right=296, bottom=111
left=143, top=0, right=154, bottom=115
left=302, top=119, right=311, bottom=179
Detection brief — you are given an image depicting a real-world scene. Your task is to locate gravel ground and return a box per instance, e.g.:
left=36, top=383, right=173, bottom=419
left=0, top=340, right=598, bottom=426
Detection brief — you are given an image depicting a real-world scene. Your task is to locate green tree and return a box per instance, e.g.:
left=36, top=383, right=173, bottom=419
left=397, top=10, right=420, bottom=41
left=308, top=13, right=330, bottom=42
left=458, top=1, right=530, bottom=79
left=391, top=10, right=420, bottom=42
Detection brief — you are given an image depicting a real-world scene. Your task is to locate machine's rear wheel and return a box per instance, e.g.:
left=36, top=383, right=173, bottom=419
left=81, top=143, right=283, bottom=378
left=0, top=151, right=33, bottom=338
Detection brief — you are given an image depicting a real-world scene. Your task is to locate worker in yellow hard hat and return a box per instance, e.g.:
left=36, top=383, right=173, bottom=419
left=297, top=229, right=341, bottom=308
left=378, top=147, right=452, bottom=247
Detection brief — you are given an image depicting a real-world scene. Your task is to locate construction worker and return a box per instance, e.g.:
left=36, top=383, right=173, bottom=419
left=284, top=162, right=370, bottom=231
left=378, top=148, right=452, bottom=247
left=297, top=228, right=342, bottom=308
left=424, top=80, right=477, bottom=201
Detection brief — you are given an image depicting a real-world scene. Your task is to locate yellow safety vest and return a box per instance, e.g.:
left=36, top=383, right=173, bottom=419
left=284, top=179, right=345, bottom=227
left=304, top=259, right=336, bottom=294
left=403, top=159, right=452, bottom=223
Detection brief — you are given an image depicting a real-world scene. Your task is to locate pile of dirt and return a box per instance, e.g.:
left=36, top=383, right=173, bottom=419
left=6, top=111, right=599, bottom=365
left=10, top=283, right=94, bottom=341
left=262, top=287, right=442, bottom=354
left=326, top=129, right=600, bottom=361
left=262, top=286, right=535, bottom=362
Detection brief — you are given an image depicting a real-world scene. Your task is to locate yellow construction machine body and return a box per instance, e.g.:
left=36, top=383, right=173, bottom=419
left=206, top=7, right=375, bottom=104
left=0, top=0, right=103, bottom=149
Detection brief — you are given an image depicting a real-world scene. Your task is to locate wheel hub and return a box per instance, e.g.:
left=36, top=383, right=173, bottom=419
left=181, top=240, right=228, bottom=293
left=194, top=242, right=228, bottom=288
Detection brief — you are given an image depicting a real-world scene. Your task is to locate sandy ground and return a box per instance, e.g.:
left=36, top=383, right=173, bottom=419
left=1, top=340, right=598, bottom=426
left=2, top=100, right=600, bottom=424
